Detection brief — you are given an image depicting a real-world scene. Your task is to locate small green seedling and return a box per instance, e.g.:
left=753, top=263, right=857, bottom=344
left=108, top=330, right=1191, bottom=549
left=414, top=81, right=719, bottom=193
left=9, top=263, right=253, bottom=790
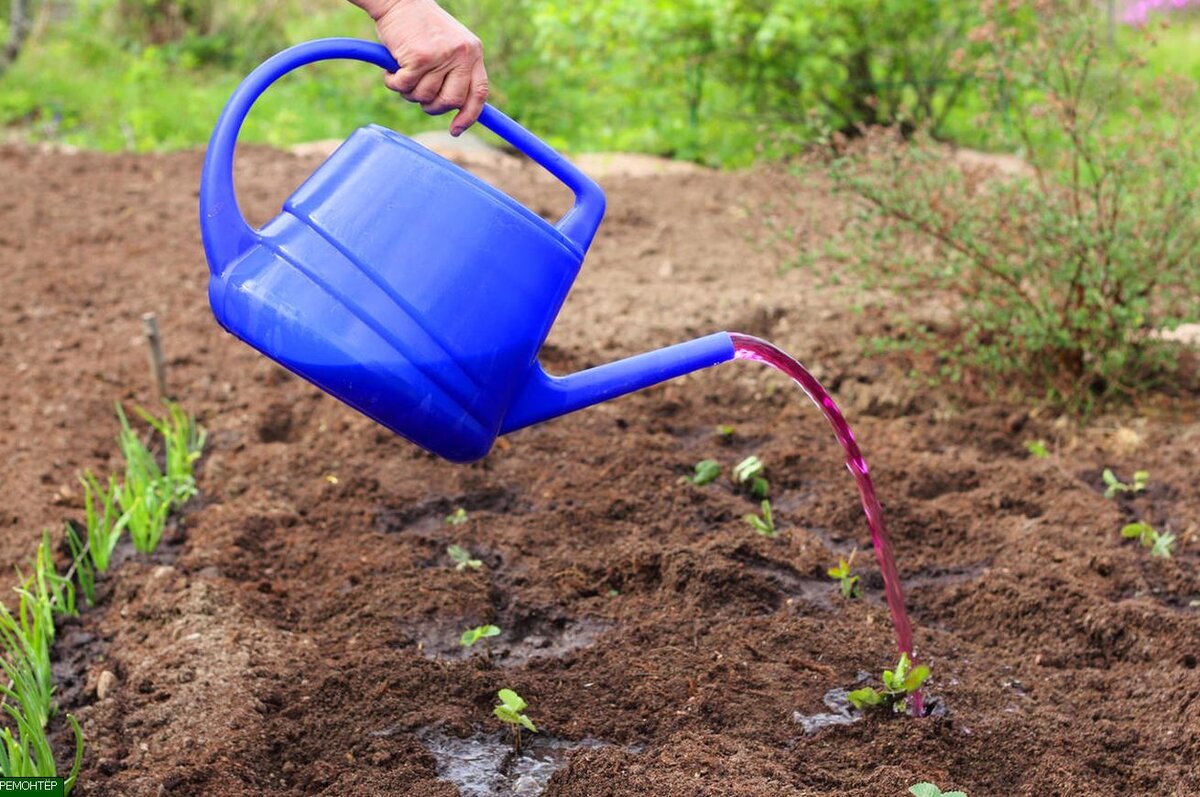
left=80, top=470, right=130, bottom=573
left=1025, top=440, right=1049, bottom=459
left=744, top=499, right=776, bottom=538
left=847, top=653, right=929, bottom=714
left=446, top=507, right=469, bottom=525
left=447, top=544, right=482, bottom=571
left=715, top=424, right=735, bottom=439
left=1102, top=468, right=1148, bottom=498
left=493, top=688, right=537, bottom=751
left=1121, top=521, right=1175, bottom=559
left=733, top=455, right=769, bottom=498
left=827, top=549, right=861, bottom=599
left=64, top=524, right=96, bottom=608
left=686, top=459, right=721, bottom=486
left=460, top=624, right=501, bottom=647
left=909, top=784, right=967, bottom=797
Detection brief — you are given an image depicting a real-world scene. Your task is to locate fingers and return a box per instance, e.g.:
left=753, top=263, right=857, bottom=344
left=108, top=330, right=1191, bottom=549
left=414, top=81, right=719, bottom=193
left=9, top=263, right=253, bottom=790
left=451, top=61, right=489, bottom=136
left=424, top=66, right=471, bottom=116
left=382, top=51, right=424, bottom=95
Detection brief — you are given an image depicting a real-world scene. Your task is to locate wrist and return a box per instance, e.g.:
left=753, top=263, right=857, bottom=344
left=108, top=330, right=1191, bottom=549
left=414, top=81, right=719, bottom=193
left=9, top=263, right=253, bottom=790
left=351, top=0, right=417, bottom=22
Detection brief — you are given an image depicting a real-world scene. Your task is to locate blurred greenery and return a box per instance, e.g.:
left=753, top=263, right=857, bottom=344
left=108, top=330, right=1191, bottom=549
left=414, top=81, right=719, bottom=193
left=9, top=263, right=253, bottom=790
left=0, top=1, right=1197, bottom=164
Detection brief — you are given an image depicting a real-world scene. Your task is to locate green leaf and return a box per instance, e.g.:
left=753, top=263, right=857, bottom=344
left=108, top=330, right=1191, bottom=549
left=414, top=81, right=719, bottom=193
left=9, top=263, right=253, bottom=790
left=518, top=714, right=537, bottom=733
left=689, top=459, right=721, bottom=486
left=847, top=687, right=882, bottom=708
left=904, top=664, right=931, bottom=692
left=1151, top=531, right=1175, bottom=559
left=733, top=455, right=764, bottom=483
left=1024, top=439, right=1049, bottom=458
left=750, top=476, right=770, bottom=498
left=908, top=785, right=943, bottom=797
left=497, top=689, right=526, bottom=713
left=1120, top=522, right=1149, bottom=540
left=460, top=625, right=501, bottom=647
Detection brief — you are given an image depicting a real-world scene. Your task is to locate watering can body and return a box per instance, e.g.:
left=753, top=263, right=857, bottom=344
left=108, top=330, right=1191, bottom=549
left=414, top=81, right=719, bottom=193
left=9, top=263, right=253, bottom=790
left=200, top=39, right=733, bottom=462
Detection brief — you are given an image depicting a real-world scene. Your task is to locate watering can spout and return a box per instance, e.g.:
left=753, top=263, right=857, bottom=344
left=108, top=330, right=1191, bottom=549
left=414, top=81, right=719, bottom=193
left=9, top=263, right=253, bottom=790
left=499, top=332, right=735, bottom=435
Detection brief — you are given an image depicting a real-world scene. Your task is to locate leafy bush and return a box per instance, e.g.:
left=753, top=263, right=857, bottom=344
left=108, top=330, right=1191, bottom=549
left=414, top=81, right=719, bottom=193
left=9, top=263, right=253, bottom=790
left=828, top=2, right=1200, bottom=409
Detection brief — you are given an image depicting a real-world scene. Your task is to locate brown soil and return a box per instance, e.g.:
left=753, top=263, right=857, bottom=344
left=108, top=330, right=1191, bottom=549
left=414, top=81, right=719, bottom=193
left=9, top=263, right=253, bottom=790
left=2, top=142, right=1199, bottom=797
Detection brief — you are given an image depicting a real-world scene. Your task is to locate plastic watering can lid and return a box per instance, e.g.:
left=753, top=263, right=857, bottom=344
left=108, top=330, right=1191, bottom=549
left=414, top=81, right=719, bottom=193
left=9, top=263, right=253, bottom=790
left=199, top=38, right=607, bottom=273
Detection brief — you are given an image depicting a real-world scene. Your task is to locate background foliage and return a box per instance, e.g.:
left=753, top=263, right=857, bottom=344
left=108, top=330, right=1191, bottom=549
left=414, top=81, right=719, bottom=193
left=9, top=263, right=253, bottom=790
left=0, top=0, right=1035, bottom=161
left=2, top=0, right=1198, bottom=409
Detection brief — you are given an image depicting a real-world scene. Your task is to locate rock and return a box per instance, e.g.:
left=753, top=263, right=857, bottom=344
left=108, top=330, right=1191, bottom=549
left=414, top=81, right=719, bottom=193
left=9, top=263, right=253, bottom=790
left=97, top=669, right=117, bottom=700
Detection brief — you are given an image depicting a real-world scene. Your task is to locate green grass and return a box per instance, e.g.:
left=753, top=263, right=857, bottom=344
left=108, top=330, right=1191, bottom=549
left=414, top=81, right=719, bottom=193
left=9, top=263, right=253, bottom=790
left=115, top=402, right=205, bottom=554
left=0, top=535, right=85, bottom=789
left=0, top=401, right=203, bottom=787
left=2, top=6, right=1198, bottom=165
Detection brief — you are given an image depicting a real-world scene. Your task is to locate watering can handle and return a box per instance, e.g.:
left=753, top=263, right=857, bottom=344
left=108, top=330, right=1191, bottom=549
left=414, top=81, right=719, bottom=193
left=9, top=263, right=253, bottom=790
left=200, top=38, right=606, bottom=270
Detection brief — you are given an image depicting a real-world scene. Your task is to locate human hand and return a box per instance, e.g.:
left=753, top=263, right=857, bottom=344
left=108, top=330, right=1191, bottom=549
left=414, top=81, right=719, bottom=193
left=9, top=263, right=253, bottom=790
left=352, top=0, right=489, bottom=136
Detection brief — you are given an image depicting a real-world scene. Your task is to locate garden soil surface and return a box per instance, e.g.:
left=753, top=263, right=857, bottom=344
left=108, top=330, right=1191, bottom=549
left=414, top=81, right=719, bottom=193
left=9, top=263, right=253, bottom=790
left=1, top=141, right=1198, bottom=797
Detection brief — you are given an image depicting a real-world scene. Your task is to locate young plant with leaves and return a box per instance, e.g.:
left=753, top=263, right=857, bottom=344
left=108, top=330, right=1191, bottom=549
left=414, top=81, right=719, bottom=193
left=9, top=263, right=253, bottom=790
left=447, top=544, right=482, bottom=571
left=115, top=404, right=173, bottom=553
left=685, top=459, right=722, bottom=486
left=493, top=688, right=537, bottom=752
left=1121, top=522, right=1175, bottom=559
left=744, top=499, right=777, bottom=538
left=460, top=625, right=501, bottom=648
left=0, top=555, right=84, bottom=788
left=1103, top=469, right=1148, bottom=499
left=827, top=549, right=862, bottom=599
left=445, top=507, right=469, bottom=525
left=79, top=470, right=129, bottom=573
left=64, top=525, right=95, bottom=608
left=134, top=401, right=206, bottom=504
left=909, top=784, right=967, bottom=797
left=1025, top=440, right=1049, bottom=459
left=848, top=653, right=929, bottom=714
left=733, top=455, right=769, bottom=498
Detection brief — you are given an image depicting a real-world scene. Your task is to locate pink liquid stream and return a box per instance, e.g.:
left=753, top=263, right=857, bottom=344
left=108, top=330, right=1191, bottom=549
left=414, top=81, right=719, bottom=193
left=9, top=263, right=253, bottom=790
left=730, top=333, right=924, bottom=716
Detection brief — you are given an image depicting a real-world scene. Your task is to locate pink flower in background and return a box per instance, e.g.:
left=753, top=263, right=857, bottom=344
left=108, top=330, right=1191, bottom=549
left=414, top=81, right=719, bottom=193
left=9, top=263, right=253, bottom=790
left=1122, top=0, right=1200, bottom=26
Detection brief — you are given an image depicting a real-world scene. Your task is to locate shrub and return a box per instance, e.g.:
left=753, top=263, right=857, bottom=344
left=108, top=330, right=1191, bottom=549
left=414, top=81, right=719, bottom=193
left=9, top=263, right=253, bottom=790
left=826, top=1, right=1200, bottom=410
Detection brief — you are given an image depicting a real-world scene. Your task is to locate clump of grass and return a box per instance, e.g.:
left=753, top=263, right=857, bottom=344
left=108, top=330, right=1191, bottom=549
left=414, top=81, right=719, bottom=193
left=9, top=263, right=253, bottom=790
left=135, top=402, right=205, bottom=504
left=79, top=471, right=128, bottom=573
left=63, top=525, right=95, bottom=608
left=0, top=401, right=203, bottom=787
left=0, top=536, right=84, bottom=788
left=1121, top=521, right=1175, bottom=559
left=116, top=402, right=205, bottom=554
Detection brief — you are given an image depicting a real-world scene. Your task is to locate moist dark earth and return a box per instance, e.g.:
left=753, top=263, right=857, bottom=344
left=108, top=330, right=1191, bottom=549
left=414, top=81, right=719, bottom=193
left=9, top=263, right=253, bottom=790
left=1, top=141, right=1198, bottom=796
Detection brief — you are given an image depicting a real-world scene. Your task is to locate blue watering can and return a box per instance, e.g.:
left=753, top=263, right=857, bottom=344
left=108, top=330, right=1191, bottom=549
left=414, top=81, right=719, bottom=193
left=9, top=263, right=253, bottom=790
left=200, top=38, right=735, bottom=462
